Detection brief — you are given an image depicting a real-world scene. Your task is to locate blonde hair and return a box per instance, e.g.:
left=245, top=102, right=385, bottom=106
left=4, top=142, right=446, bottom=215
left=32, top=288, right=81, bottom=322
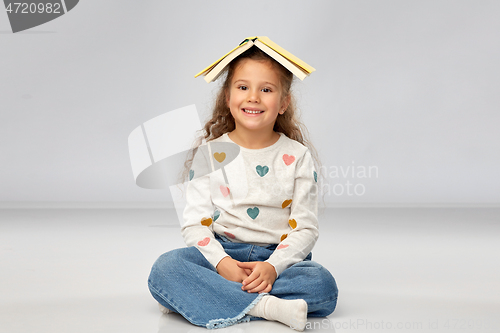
left=177, top=47, right=326, bottom=210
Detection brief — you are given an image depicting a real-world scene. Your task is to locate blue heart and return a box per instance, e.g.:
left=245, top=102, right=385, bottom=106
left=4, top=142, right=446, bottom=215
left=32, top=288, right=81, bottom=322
left=189, top=169, right=194, bottom=181
left=213, top=209, right=220, bottom=222
left=247, top=207, right=259, bottom=220
left=313, top=170, right=317, bottom=182
left=256, top=165, right=269, bottom=177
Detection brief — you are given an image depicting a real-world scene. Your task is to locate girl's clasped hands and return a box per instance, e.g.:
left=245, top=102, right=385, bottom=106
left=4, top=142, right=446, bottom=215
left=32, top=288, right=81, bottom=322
left=216, top=257, right=277, bottom=293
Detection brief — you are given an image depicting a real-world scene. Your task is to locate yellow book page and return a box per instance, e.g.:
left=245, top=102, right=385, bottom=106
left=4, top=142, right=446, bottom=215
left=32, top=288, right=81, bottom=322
left=194, top=39, right=252, bottom=78
left=253, top=40, right=308, bottom=80
left=256, top=36, right=316, bottom=73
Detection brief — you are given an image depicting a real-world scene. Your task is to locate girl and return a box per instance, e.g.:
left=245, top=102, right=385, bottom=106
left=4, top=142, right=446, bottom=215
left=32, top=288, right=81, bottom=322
left=148, top=41, right=338, bottom=331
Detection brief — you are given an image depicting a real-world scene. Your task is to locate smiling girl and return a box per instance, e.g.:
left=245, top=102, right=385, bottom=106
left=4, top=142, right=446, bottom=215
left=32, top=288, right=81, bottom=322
left=148, top=40, right=338, bottom=331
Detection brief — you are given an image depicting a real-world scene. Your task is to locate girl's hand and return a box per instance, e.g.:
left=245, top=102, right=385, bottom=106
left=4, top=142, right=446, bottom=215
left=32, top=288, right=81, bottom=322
left=216, top=256, right=252, bottom=282
left=237, top=261, right=277, bottom=293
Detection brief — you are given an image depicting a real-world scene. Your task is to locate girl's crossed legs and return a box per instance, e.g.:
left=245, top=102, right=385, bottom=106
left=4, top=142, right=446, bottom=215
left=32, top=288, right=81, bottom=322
left=148, top=234, right=338, bottom=329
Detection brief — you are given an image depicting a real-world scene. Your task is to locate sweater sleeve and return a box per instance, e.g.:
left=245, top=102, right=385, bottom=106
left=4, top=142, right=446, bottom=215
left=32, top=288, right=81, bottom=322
left=180, top=147, right=230, bottom=269
left=265, top=149, right=319, bottom=277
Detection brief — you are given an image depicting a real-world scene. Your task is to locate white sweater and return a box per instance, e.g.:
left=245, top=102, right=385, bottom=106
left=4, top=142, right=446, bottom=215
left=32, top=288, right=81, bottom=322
left=181, top=132, right=319, bottom=277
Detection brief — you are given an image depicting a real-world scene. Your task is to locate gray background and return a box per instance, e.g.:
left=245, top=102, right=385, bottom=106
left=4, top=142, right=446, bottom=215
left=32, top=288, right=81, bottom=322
left=1, top=0, right=499, bottom=207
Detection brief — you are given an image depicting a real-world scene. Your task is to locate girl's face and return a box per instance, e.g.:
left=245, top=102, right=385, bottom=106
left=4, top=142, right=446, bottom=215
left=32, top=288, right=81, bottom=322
left=226, top=58, right=288, bottom=135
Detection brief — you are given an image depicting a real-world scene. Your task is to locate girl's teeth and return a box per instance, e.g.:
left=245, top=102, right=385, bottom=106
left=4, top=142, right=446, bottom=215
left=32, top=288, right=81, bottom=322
left=244, top=109, right=263, bottom=114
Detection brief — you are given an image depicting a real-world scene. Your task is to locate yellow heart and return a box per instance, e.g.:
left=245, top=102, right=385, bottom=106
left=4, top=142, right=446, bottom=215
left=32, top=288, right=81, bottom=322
left=214, top=152, right=226, bottom=163
left=281, top=234, right=288, bottom=241
left=201, top=217, right=212, bottom=227
left=282, top=199, right=292, bottom=208
left=289, top=219, right=297, bottom=229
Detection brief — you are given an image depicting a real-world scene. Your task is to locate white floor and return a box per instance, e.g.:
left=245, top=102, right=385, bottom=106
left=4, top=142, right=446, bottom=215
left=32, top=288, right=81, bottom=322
left=1, top=207, right=499, bottom=333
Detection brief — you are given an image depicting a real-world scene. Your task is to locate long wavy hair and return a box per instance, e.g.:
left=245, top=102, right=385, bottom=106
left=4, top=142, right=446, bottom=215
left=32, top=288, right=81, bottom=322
left=177, top=47, right=326, bottom=210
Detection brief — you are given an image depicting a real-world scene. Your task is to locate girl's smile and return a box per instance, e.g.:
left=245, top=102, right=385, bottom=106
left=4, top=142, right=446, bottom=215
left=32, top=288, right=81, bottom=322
left=242, top=107, right=264, bottom=116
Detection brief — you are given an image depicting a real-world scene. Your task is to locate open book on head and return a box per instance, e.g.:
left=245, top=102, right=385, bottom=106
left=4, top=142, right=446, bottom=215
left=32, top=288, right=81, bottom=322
left=195, top=36, right=316, bottom=83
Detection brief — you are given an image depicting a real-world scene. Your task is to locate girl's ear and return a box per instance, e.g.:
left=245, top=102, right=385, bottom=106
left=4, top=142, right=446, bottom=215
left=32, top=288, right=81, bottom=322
left=280, top=94, right=291, bottom=114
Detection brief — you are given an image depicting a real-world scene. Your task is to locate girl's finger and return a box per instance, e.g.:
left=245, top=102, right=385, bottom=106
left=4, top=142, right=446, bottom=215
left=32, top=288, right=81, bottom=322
left=242, top=270, right=259, bottom=286
left=240, top=271, right=250, bottom=282
left=261, top=284, right=272, bottom=293
left=258, top=284, right=271, bottom=294
left=249, top=280, right=268, bottom=293
left=242, top=276, right=262, bottom=291
left=237, top=261, right=256, bottom=269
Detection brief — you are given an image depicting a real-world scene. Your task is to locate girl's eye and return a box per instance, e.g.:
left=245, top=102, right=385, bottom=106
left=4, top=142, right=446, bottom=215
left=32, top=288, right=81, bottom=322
left=237, top=86, right=272, bottom=92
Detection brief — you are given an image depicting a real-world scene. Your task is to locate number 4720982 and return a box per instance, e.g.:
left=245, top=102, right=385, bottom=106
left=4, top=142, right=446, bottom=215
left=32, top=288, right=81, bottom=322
left=5, top=2, right=62, bottom=14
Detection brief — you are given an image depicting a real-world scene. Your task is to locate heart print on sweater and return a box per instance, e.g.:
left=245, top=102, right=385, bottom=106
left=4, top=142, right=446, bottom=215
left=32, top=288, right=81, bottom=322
left=247, top=207, right=259, bottom=219
left=282, top=154, right=295, bottom=166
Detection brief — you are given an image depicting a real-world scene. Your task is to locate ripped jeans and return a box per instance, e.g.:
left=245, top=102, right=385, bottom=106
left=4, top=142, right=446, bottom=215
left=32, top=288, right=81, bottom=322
left=148, top=234, right=338, bottom=329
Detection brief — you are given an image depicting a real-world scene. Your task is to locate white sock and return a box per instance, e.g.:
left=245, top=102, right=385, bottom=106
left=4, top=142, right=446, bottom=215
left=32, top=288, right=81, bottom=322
left=158, top=302, right=173, bottom=314
left=248, top=295, right=308, bottom=331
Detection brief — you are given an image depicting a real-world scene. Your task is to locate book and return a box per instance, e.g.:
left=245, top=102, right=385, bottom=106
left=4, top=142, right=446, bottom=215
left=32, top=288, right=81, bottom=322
left=195, top=36, right=316, bottom=83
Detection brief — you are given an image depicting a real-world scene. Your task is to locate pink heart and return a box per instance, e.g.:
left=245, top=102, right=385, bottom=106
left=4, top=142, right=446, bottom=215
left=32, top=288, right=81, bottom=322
left=277, top=244, right=289, bottom=250
left=220, top=185, right=230, bottom=197
left=197, top=237, right=210, bottom=246
left=224, top=232, right=235, bottom=239
left=283, top=154, right=295, bottom=166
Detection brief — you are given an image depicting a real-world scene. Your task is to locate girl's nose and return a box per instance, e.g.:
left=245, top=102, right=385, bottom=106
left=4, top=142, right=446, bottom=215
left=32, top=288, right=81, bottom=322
left=247, top=89, right=260, bottom=103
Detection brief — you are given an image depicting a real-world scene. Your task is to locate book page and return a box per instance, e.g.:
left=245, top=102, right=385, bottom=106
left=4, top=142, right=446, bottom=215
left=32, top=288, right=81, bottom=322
left=204, top=40, right=254, bottom=83
left=254, top=40, right=307, bottom=80
left=195, top=40, right=252, bottom=78
left=257, top=36, right=316, bottom=73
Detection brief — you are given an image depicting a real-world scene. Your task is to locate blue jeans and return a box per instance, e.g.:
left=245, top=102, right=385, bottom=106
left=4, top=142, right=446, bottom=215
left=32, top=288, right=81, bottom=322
left=148, top=234, right=338, bottom=329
